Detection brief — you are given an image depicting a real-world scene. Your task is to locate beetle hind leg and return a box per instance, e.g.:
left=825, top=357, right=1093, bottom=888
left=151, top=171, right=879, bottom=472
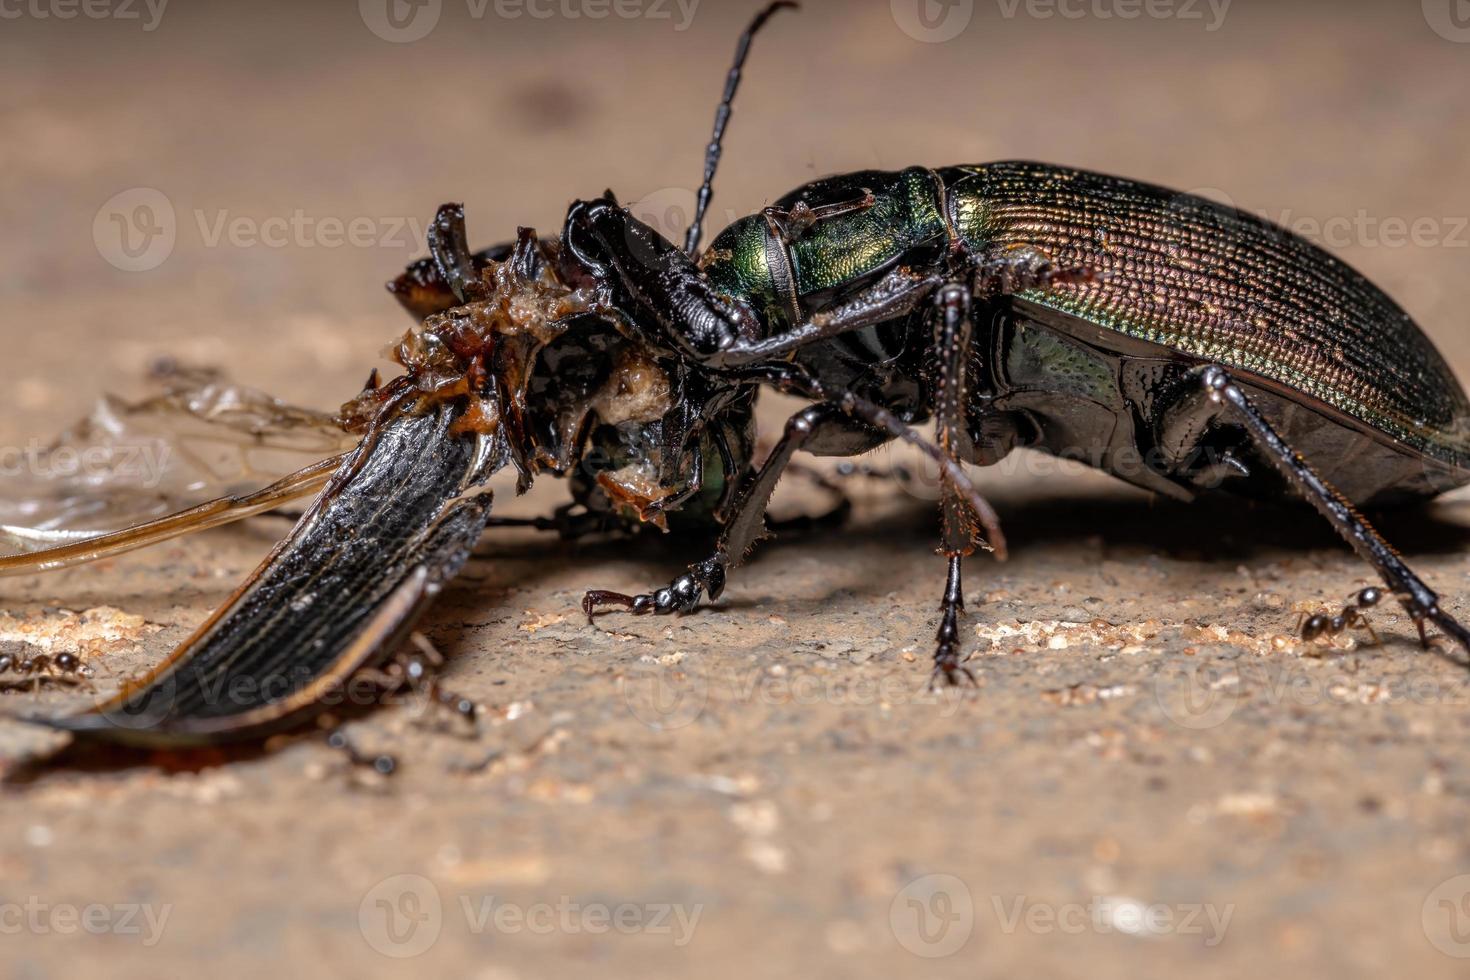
left=1196, top=365, right=1470, bottom=657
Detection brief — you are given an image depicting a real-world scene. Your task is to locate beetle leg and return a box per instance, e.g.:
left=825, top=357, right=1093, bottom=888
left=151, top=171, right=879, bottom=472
left=1152, top=375, right=1253, bottom=491
left=582, top=403, right=850, bottom=621
left=933, top=284, right=980, bottom=555
left=933, top=554, right=977, bottom=688
left=930, top=284, right=983, bottom=685
left=1198, top=365, right=1470, bottom=657
left=762, top=190, right=878, bottom=245
left=479, top=505, right=619, bottom=541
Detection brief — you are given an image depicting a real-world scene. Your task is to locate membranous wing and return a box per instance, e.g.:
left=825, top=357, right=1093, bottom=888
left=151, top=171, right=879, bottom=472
left=0, top=369, right=358, bottom=553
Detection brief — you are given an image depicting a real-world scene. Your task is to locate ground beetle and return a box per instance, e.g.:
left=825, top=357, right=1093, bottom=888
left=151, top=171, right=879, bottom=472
left=561, top=3, right=1470, bottom=683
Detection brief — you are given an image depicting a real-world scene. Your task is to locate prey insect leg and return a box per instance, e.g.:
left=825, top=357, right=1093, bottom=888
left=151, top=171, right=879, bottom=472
left=426, top=203, right=479, bottom=304
left=1199, top=365, right=1470, bottom=656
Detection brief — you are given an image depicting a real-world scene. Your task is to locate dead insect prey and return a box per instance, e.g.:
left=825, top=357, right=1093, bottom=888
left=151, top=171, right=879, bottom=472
left=5, top=3, right=1470, bottom=747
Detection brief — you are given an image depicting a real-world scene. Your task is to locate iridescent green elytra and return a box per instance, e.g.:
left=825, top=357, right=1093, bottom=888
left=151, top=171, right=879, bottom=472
left=699, top=161, right=1470, bottom=500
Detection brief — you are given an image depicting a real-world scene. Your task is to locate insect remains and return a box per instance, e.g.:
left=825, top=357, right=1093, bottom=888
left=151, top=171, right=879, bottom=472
left=3, top=2, right=1470, bottom=749
left=0, top=650, right=94, bottom=694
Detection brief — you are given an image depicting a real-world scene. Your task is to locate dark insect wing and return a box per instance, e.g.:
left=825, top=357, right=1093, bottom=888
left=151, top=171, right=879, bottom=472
left=29, top=396, right=503, bottom=744
left=0, top=370, right=358, bottom=554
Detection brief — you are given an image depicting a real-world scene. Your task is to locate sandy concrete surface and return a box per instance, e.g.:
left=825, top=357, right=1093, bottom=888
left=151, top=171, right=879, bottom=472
left=5, top=0, right=1470, bottom=976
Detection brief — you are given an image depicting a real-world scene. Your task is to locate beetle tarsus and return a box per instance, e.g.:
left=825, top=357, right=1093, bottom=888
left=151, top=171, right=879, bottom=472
left=584, top=556, right=728, bottom=621
left=931, top=554, right=977, bottom=688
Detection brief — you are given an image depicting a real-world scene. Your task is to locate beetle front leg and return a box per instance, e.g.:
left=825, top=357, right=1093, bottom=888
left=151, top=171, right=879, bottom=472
left=582, top=404, right=855, bottom=622
left=1197, top=365, right=1470, bottom=655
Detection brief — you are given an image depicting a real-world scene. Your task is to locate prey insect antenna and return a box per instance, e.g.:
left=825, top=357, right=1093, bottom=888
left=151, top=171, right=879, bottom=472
left=683, top=1, right=797, bottom=257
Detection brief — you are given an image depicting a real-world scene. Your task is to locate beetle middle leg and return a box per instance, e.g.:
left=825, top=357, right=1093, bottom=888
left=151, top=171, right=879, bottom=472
left=931, top=284, right=983, bottom=686
left=1191, top=365, right=1470, bottom=655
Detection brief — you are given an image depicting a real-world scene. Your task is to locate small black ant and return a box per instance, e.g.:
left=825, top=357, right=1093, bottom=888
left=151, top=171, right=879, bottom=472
left=325, top=729, right=398, bottom=777
left=0, top=650, right=94, bottom=693
left=1299, top=587, right=1383, bottom=646
left=355, top=634, right=479, bottom=732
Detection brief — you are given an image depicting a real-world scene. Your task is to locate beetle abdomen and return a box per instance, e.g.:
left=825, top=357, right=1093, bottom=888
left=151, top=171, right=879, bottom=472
left=943, top=162, right=1470, bottom=473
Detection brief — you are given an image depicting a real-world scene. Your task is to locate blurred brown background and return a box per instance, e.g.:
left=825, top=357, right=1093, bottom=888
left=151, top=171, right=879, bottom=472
left=6, top=1, right=1470, bottom=977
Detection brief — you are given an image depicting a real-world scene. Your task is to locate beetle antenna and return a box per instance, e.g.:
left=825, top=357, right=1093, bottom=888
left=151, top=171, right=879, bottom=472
left=683, top=1, right=797, bottom=257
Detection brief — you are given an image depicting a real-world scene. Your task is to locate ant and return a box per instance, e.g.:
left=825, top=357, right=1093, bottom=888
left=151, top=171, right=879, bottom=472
left=1299, top=587, right=1383, bottom=647
left=354, top=633, right=479, bottom=733
left=0, top=650, right=94, bottom=693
